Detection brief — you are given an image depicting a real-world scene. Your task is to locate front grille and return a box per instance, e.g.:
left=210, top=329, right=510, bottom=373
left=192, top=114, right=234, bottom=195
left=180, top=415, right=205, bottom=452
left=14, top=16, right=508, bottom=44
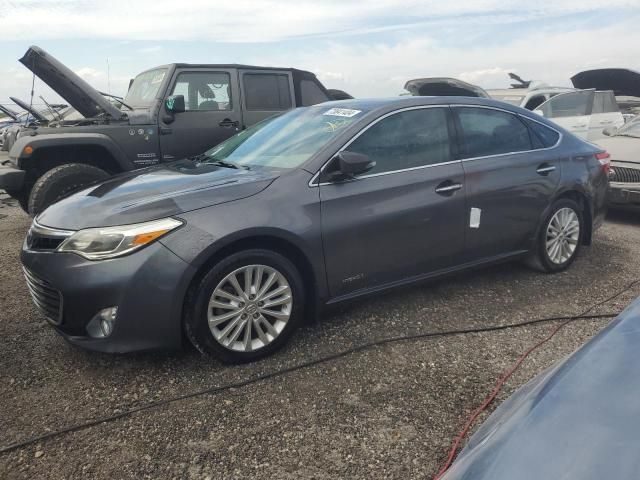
left=22, top=267, right=63, bottom=325
left=612, top=166, right=640, bottom=184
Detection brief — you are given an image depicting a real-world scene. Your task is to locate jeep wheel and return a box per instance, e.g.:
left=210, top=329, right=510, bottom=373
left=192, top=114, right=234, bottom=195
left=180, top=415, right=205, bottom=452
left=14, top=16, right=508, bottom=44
left=28, top=164, right=109, bottom=215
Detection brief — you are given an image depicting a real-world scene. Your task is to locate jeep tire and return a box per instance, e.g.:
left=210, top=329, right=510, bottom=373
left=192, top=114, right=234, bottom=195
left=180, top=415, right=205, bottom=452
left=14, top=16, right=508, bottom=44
left=28, top=163, right=110, bottom=215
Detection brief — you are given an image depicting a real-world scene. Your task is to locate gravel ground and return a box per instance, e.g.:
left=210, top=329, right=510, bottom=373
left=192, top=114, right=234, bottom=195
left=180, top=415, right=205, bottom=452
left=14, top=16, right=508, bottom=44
left=0, top=189, right=639, bottom=479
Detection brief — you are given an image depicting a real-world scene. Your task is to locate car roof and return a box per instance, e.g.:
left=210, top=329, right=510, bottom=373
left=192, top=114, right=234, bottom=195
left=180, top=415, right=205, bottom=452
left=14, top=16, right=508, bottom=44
left=317, top=95, right=534, bottom=113
left=138, top=64, right=318, bottom=76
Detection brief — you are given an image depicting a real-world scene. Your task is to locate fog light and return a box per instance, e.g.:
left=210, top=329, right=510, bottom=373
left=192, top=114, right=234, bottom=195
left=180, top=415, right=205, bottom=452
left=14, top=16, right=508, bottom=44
left=86, top=307, right=118, bottom=338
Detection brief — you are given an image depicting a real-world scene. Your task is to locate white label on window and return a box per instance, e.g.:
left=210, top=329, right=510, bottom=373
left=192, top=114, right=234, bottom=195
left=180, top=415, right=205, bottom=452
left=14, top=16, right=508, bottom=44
left=323, top=108, right=361, bottom=117
left=470, top=208, right=481, bottom=228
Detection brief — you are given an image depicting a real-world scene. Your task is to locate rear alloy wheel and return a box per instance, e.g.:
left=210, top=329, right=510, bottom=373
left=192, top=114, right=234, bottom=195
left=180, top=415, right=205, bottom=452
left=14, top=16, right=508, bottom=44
left=185, top=249, right=304, bottom=363
left=528, top=199, right=584, bottom=273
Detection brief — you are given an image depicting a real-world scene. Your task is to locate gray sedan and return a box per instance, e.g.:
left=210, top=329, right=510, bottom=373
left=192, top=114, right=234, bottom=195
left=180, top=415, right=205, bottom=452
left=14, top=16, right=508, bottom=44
left=21, top=97, right=609, bottom=362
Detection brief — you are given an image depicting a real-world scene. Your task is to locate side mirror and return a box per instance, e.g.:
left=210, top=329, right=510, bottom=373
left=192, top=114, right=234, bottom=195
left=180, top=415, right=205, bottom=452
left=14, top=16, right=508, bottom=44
left=165, top=95, right=185, bottom=113
left=324, top=151, right=375, bottom=182
left=603, top=126, right=618, bottom=137
left=533, top=109, right=544, bottom=117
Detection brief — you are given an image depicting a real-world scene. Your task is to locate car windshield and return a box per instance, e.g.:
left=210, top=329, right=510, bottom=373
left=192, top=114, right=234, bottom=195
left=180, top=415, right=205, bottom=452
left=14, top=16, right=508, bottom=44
left=616, top=116, right=640, bottom=138
left=202, top=106, right=368, bottom=169
left=124, top=68, right=167, bottom=108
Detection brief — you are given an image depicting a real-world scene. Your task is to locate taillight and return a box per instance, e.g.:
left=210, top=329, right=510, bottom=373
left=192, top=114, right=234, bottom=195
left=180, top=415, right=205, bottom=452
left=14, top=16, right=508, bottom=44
left=596, top=151, right=611, bottom=175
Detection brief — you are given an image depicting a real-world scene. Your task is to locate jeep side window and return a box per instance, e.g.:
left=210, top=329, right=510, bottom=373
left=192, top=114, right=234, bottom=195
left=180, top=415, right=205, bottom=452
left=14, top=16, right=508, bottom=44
left=300, top=80, right=330, bottom=106
left=170, top=72, right=232, bottom=111
left=243, top=74, right=292, bottom=110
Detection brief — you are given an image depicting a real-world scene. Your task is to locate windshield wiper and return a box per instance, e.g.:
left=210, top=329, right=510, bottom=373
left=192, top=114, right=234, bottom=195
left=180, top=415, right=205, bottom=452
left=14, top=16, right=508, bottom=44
left=208, top=159, right=250, bottom=170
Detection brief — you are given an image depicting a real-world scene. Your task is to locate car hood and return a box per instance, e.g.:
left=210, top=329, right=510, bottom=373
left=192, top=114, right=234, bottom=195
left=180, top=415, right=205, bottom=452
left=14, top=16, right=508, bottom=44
left=441, top=296, right=640, bottom=480
left=404, top=78, right=490, bottom=98
left=19, top=46, right=124, bottom=120
left=593, top=136, right=640, bottom=163
left=9, top=97, right=46, bottom=123
left=571, top=68, right=640, bottom=97
left=0, top=104, right=19, bottom=121
left=36, top=160, right=279, bottom=230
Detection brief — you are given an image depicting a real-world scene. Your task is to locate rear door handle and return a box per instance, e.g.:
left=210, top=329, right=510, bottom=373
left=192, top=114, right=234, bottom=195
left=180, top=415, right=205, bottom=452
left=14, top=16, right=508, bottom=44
left=435, top=181, right=463, bottom=195
left=219, top=118, right=240, bottom=128
left=536, top=164, right=556, bottom=175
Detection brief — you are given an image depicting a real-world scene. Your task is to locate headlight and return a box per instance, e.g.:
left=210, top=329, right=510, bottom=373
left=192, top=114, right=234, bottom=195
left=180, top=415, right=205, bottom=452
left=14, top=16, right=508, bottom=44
left=57, top=217, right=183, bottom=260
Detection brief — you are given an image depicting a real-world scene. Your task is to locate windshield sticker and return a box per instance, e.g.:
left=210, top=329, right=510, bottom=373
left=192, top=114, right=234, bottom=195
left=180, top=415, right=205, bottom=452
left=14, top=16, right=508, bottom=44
left=150, top=72, right=165, bottom=84
left=323, top=108, right=361, bottom=118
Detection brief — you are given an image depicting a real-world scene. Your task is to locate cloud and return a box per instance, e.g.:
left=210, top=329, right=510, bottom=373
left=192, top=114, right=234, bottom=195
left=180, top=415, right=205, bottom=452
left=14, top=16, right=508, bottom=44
left=0, top=0, right=637, bottom=42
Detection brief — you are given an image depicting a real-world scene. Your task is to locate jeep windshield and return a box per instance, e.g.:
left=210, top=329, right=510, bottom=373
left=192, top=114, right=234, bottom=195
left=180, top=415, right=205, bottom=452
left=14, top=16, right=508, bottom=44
left=124, top=68, right=167, bottom=108
left=202, top=106, right=367, bottom=169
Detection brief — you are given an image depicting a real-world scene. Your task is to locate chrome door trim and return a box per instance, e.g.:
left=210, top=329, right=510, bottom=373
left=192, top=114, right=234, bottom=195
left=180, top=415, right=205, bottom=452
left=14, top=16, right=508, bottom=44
left=536, top=165, right=557, bottom=174
left=435, top=183, right=463, bottom=193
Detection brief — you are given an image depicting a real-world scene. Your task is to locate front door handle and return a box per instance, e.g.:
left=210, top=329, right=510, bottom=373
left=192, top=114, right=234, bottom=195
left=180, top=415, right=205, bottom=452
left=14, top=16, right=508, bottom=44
left=435, top=181, right=463, bottom=195
left=536, top=164, right=556, bottom=175
left=219, top=118, right=240, bottom=128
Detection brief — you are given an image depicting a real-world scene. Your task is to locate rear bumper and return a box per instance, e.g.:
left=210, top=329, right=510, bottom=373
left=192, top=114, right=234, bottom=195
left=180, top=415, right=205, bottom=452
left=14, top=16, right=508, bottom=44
left=609, top=182, right=640, bottom=209
left=0, top=161, right=25, bottom=191
left=21, top=242, right=197, bottom=353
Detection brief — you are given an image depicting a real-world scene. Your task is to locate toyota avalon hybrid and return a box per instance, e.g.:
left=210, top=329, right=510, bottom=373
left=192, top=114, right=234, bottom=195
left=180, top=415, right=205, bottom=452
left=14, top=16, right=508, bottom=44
left=21, top=97, right=609, bottom=362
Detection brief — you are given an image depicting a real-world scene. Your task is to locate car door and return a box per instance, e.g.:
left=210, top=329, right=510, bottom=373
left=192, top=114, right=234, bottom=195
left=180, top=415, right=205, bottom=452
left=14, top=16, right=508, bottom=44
left=239, top=70, right=295, bottom=127
left=453, top=106, right=562, bottom=261
left=159, top=68, right=242, bottom=161
left=589, top=91, right=625, bottom=140
left=319, top=106, right=466, bottom=299
left=536, top=90, right=594, bottom=139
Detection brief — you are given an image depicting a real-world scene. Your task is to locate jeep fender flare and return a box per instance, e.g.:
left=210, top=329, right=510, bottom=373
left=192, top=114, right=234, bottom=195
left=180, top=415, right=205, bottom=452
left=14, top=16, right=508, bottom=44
left=9, top=133, right=132, bottom=172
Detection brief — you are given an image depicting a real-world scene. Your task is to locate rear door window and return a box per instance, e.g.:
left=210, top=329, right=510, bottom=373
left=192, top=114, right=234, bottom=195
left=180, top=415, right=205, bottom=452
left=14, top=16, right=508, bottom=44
left=454, top=107, right=532, bottom=158
left=300, top=80, right=330, bottom=106
left=521, top=117, right=560, bottom=148
left=243, top=73, right=292, bottom=110
left=346, top=107, right=452, bottom=175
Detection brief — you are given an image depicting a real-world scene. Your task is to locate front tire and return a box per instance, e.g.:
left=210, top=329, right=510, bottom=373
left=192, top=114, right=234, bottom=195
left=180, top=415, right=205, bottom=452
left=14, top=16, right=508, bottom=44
left=28, top=163, right=109, bottom=215
left=184, top=249, right=305, bottom=363
left=528, top=198, right=584, bottom=273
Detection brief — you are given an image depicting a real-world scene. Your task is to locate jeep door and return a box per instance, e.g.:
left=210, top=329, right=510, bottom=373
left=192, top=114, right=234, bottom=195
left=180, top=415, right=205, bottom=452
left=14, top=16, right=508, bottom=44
left=238, top=70, right=296, bottom=127
left=319, top=106, right=466, bottom=299
left=536, top=90, right=594, bottom=139
left=159, top=68, right=242, bottom=160
left=452, top=106, right=562, bottom=260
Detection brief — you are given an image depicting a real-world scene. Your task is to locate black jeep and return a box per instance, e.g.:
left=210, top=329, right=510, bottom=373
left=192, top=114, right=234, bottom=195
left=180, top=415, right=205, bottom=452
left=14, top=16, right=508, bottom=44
left=0, top=46, right=333, bottom=214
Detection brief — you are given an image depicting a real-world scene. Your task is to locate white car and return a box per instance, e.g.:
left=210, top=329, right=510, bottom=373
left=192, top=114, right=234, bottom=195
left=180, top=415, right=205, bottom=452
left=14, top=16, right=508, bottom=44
left=487, top=83, right=575, bottom=110
left=534, top=89, right=625, bottom=140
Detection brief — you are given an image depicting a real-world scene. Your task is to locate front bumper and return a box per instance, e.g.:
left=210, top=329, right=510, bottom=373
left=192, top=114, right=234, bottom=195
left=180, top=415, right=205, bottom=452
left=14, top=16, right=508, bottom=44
left=609, top=182, right=640, bottom=209
left=0, top=161, right=25, bottom=191
left=21, top=242, right=197, bottom=353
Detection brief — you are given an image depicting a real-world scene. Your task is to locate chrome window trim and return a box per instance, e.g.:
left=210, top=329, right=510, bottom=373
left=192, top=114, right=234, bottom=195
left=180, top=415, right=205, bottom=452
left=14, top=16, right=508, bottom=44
left=308, top=104, right=563, bottom=187
left=308, top=105, right=455, bottom=187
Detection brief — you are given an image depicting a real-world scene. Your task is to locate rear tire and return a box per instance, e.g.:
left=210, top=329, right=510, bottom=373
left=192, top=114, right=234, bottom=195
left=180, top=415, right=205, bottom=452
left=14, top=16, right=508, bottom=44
left=184, top=249, right=305, bottom=363
left=527, top=199, right=584, bottom=273
left=28, top=163, right=109, bottom=215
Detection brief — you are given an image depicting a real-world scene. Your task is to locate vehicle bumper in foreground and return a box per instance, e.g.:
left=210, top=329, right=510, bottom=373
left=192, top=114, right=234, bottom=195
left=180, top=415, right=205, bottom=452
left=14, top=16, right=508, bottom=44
left=609, top=182, right=640, bottom=209
left=0, top=161, right=25, bottom=191
left=21, top=242, right=197, bottom=353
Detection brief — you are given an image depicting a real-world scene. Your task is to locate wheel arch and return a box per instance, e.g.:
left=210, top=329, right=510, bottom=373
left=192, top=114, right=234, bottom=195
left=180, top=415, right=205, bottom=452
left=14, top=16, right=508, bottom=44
left=182, top=231, right=322, bottom=324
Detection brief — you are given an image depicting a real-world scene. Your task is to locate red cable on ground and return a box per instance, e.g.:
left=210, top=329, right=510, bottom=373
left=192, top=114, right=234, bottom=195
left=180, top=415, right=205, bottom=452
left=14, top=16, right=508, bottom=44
left=432, top=317, right=582, bottom=480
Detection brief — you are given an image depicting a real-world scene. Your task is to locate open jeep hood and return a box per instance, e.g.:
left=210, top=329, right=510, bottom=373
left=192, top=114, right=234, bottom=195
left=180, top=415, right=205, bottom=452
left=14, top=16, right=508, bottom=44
left=404, top=77, right=490, bottom=98
left=9, top=96, right=46, bottom=122
left=571, top=69, right=640, bottom=97
left=0, top=104, right=19, bottom=121
left=19, top=46, right=124, bottom=120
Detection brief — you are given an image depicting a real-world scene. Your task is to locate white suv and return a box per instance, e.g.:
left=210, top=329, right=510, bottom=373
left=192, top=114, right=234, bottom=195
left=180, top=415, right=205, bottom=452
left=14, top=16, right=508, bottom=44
left=535, top=90, right=625, bottom=140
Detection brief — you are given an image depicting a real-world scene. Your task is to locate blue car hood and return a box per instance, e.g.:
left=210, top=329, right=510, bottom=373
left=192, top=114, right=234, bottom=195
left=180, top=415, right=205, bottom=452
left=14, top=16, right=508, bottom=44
left=37, top=160, right=278, bottom=230
left=441, top=296, right=640, bottom=480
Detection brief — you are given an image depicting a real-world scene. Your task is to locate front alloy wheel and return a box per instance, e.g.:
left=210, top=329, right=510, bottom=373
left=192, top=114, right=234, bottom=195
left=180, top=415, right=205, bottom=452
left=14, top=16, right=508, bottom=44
left=208, top=265, right=292, bottom=352
left=185, top=249, right=304, bottom=363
